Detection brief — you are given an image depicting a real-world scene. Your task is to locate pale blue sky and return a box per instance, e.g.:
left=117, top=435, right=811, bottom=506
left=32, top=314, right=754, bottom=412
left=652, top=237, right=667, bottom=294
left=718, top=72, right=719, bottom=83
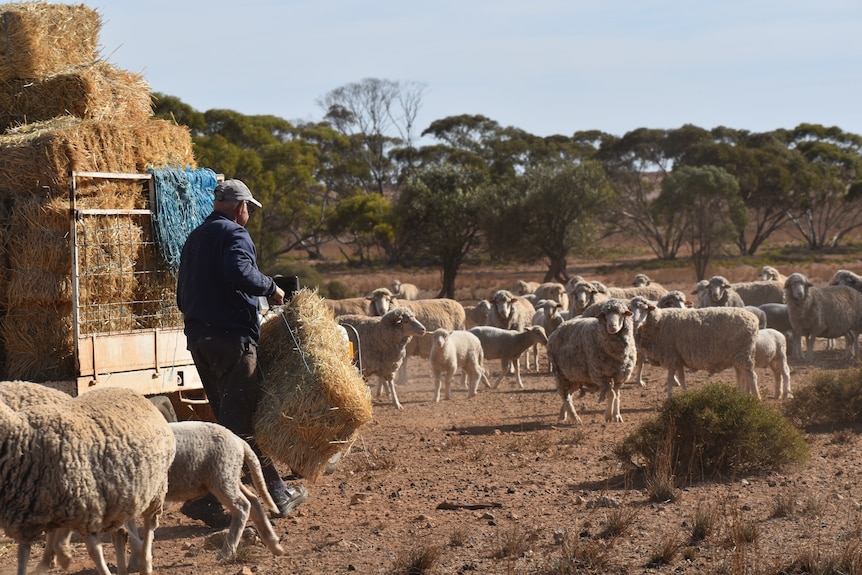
left=88, top=0, right=862, bottom=138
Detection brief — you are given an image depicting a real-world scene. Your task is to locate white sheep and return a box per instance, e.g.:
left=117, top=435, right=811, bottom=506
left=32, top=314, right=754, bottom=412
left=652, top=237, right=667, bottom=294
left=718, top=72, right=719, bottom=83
left=567, top=280, right=608, bottom=316
left=760, top=265, right=787, bottom=284
left=0, top=386, right=175, bottom=575
left=754, top=329, right=792, bottom=400
left=391, top=279, right=419, bottom=300
left=606, top=283, right=669, bottom=302
left=705, top=275, right=746, bottom=307
left=546, top=299, right=637, bottom=423
left=783, top=272, right=862, bottom=363
left=627, top=293, right=689, bottom=388
left=338, top=307, right=427, bottom=409
left=632, top=273, right=662, bottom=289
left=468, top=325, right=548, bottom=389
left=531, top=299, right=565, bottom=372
left=634, top=305, right=760, bottom=398
left=731, top=280, right=785, bottom=306
left=515, top=280, right=541, bottom=295
left=533, top=282, right=569, bottom=312
left=463, top=299, right=492, bottom=329
left=323, top=296, right=373, bottom=317
left=656, top=290, right=692, bottom=309
left=829, top=269, right=862, bottom=293
left=429, top=328, right=488, bottom=401
left=487, top=289, right=536, bottom=370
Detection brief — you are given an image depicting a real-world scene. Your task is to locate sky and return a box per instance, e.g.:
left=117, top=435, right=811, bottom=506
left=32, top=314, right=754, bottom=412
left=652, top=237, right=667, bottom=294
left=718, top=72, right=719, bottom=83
left=86, top=0, right=862, bottom=140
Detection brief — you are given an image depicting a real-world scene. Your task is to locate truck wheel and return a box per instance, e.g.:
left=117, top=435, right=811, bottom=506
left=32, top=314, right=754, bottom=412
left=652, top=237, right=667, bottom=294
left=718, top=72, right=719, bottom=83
left=148, top=394, right=178, bottom=423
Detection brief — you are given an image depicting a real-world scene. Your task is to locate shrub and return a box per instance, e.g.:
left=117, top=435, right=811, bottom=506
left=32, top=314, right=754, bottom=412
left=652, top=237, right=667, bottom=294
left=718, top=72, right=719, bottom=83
left=324, top=280, right=353, bottom=299
left=783, top=367, right=862, bottom=428
left=615, top=384, right=808, bottom=481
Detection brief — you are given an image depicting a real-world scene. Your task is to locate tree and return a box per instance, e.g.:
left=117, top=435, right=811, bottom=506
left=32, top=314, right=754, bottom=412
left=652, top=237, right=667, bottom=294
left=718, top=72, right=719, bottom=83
left=393, top=165, right=486, bottom=298
left=657, top=166, right=747, bottom=280
left=318, top=78, right=426, bottom=195
left=326, top=193, right=393, bottom=265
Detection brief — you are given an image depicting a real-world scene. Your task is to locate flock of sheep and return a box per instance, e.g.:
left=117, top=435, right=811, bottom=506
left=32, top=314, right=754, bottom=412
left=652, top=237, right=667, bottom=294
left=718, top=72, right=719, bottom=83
left=332, top=267, right=862, bottom=425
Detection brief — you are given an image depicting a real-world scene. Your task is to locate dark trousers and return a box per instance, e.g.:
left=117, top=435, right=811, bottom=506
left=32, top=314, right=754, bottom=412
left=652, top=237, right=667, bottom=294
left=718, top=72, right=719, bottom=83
left=189, top=336, right=287, bottom=497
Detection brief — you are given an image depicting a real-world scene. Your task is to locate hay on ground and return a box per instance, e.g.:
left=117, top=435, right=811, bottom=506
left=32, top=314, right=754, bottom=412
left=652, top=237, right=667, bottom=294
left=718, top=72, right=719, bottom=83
left=0, top=117, right=195, bottom=198
left=0, top=2, right=101, bottom=81
left=0, top=60, right=153, bottom=131
left=255, top=288, right=373, bottom=482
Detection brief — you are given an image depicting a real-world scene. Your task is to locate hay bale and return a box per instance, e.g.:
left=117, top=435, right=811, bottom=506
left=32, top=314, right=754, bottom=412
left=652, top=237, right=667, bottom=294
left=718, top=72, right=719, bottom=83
left=255, top=288, right=373, bottom=482
left=1, top=304, right=74, bottom=381
left=0, top=2, right=101, bottom=81
left=0, top=117, right=195, bottom=198
left=0, top=60, right=153, bottom=131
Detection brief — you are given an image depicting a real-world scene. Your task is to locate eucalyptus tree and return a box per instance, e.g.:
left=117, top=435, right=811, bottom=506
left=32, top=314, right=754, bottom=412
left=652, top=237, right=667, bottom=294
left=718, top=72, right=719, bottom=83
left=393, top=164, right=487, bottom=298
left=657, top=165, right=748, bottom=280
left=778, top=124, right=862, bottom=249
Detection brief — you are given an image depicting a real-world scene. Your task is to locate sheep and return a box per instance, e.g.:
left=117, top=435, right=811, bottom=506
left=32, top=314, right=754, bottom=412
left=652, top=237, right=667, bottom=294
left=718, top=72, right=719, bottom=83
left=731, top=280, right=785, bottom=306
left=758, top=303, right=798, bottom=358
left=754, top=329, right=792, bottom=400
left=429, top=328, right=488, bottom=401
left=487, top=289, right=536, bottom=370
left=533, top=282, right=569, bottom=312
left=520, top=293, right=539, bottom=308
left=605, top=283, right=669, bottom=302
left=567, top=280, right=609, bottom=316
left=760, top=265, right=787, bottom=284
left=323, top=296, right=373, bottom=317
left=744, top=305, right=768, bottom=329
left=368, top=287, right=396, bottom=316
left=546, top=299, right=637, bottom=423
left=532, top=300, right=565, bottom=372
left=468, top=325, right=548, bottom=389
left=704, top=275, right=746, bottom=307
left=391, top=279, right=419, bottom=300
left=691, top=279, right=711, bottom=308
left=634, top=305, right=760, bottom=399
left=656, top=290, right=692, bottom=309
left=627, top=293, right=690, bottom=388
left=515, top=280, right=541, bottom=295
left=829, top=269, right=862, bottom=293
left=338, top=307, right=427, bottom=409
left=783, top=272, right=862, bottom=363
left=0, top=385, right=175, bottom=575
left=463, top=299, right=492, bottom=329
left=632, top=273, right=662, bottom=289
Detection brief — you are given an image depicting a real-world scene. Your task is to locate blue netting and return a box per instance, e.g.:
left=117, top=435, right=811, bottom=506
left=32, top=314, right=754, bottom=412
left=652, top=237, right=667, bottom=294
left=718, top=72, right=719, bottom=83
left=149, top=167, right=218, bottom=277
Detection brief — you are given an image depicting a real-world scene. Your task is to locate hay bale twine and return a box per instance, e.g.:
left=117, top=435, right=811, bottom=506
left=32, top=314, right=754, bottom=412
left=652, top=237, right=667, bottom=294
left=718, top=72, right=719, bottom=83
left=255, top=288, right=372, bottom=482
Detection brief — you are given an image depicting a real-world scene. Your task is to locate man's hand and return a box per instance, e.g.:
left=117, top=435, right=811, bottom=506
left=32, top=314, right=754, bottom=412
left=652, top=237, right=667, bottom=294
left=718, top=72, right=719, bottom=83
left=268, top=285, right=285, bottom=306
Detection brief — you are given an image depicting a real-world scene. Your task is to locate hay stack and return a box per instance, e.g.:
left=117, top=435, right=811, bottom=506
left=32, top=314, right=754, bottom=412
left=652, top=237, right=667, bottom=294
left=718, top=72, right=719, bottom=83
left=0, top=61, right=153, bottom=131
left=0, top=3, right=100, bottom=81
left=255, top=289, right=373, bottom=482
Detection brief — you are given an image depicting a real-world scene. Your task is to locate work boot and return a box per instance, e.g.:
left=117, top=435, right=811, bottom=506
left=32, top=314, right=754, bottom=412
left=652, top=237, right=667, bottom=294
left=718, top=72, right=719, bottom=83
left=180, top=494, right=231, bottom=529
left=272, top=484, right=308, bottom=518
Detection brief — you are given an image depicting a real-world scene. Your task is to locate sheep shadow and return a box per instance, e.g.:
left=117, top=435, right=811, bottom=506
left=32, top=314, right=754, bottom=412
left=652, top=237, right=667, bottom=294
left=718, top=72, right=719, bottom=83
left=452, top=420, right=560, bottom=435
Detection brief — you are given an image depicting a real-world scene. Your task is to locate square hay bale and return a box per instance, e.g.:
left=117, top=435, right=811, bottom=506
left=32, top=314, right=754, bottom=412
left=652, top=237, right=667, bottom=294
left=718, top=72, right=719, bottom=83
left=255, top=288, right=373, bottom=482
left=1, top=304, right=74, bottom=381
left=0, top=117, right=195, bottom=198
left=0, top=61, right=153, bottom=131
left=0, top=2, right=100, bottom=81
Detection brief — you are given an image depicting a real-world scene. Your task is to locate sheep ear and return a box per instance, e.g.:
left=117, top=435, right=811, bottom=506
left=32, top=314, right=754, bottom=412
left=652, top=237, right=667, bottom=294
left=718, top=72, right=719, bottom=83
left=366, top=296, right=373, bottom=301
left=648, top=303, right=657, bottom=311
left=685, top=301, right=693, bottom=308
left=690, top=288, right=698, bottom=295
left=624, top=309, right=632, bottom=317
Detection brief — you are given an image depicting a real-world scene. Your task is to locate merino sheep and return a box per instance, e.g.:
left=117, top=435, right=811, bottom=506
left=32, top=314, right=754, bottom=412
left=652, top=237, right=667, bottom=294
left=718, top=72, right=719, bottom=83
left=656, top=290, right=692, bottom=309
left=783, top=272, right=862, bottom=363
left=391, top=279, right=419, bottom=300
left=0, top=386, right=175, bottom=575
left=627, top=293, right=690, bottom=388
left=515, top=280, right=541, bottom=295
left=829, top=269, right=862, bottom=293
left=606, top=283, right=669, bottom=302
left=533, top=282, right=569, bottom=312
left=704, top=275, right=746, bottom=307
left=463, top=299, right=492, bottom=329
left=744, top=305, right=768, bottom=329
left=339, top=307, right=427, bottom=409
left=731, top=280, right=785, bottom=306
left=429, top=328, right=488, bottom=401
left=691, top=279, right=711, bottom=308
left=754, top=329, right=792, bottom=400
left=758, top=303, right=798, bottom=357
left=532, top=300, right=565, bottom=372
left=760, top=265, right=787, bottom=284
left=487, top=289, right=536, bottom=370
left=634, top=305, right=760, bottom=398
left=546, top=299, right=637, bottom=423
left=632, top=273, right=662, bottom=289
left=567, top=280, right=609, bottom=316
left=468, top=325, right=548, bottom=389
left=323, top=296, right=373, bottom=317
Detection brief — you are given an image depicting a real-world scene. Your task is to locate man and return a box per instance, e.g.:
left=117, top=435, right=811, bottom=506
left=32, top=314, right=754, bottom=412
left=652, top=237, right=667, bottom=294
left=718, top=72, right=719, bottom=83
left=176, top=179, right=307, bottom=527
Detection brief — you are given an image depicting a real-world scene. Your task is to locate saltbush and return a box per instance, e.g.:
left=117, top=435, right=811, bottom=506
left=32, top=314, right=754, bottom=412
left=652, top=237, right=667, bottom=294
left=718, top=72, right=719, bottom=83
left=783, top=367, right=862, bottom=428
left=615, top=384, right=808, bottom=480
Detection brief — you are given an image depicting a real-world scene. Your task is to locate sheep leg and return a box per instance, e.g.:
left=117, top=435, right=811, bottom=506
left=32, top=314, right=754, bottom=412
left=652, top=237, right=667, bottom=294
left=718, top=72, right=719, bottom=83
left=240, top=485, right=285, bottom=556
left=112, top=528, right=129, bottom=575
left=634, top=351, right=646, bottom=388
left=557, top=390, right=581, bottom=424
left=444, top=371, right=454, bottom=401
left=17, top=542, right=31, bottom=575
left=40, top=528, right=73, bottom=570
left=433, top=370, right=443, bottom=403
left=467, top=367, right=481, bottom=398
left=209, top=488, right=253, bottom=559
left=81, top=533, right=113, bottom=575
left=513, top=357, right=525, bottom=389
left=478, top=365, right=491, bottom=390
left=385, top=375, right=403, bottom=409
left=805, top=335, right=815, bottom=363
left=666, top=368, right=685, bottom=398
left=396, top=357, right=410, bottom=387
left=492, top=359, right=507, bottom=389
left=605, top=386, right=622, bottom=423
left=135, top=513, right=158, bottom=575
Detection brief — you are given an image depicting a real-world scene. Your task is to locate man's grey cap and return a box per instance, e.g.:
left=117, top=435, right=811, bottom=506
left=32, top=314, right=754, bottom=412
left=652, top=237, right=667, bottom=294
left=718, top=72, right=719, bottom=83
left=213, top=179, right=262, bottom=208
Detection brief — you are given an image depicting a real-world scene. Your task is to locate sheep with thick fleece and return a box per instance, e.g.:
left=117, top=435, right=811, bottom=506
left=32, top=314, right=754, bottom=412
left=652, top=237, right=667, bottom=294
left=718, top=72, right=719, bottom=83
left=705, top=275, right=746, bottom=307
left=656, top=290, right=692, bottom=309
left=429, top=328, right=488, bottom=401
left=627, top=293, right=689, bottom=388
left=546, top=299, right=637, bottom=423
left=606, top=283, right=669, bottom=302
left=783, top=272, right=862, bottom=363
left=468, top=325, right=548, bottom=389
left=391, top=279, right=419, bottom=300
left=463, top=299, right=492, bottom=329
left=632, top=273, right=663, bottom=289
left=760, top=265, right=787, bottom=284
left=487, top=289, right=537, bottom=370
left=338, top=307, right=426, bottom=409
left=323, top=296, right=373, bottom=317
left=0, top=386, right=175, bottom=575
left=567, top=280, right=609, bottom=316
left=731, top=280, right=785, bottom=306
left=515, top=280, right=541, bottom=295
left=533, top=282, right=569, bottom=311
left=829, top=269, right=862, bottom=293
left=755, top=329, right=792, bottom=400
left=532, top=300, right=565, bottom=372
left=635, top=305, right=760, bottom=398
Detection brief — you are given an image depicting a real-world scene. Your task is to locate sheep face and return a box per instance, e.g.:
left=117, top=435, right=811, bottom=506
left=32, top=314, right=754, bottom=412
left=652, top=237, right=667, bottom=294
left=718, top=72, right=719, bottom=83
left=784, top=273, right=812, bottom=303
left=431, top=328, right=450, bottom=349
left=491, top=291, right=516, bottom=321
left=368, top=288, right=395, bottom=316
left=708, top=276, right=732, bottom=303
left=386, top=308, right=426, bottom=337
left=572, top=282, right=597, bottom=312
left=597, top=300, right=632, bottom=335
left=391, top=279, right=402, bottom=293
left=657, top=290, right=690, bottom=309
left=829, top=270, right=862, bottom=292
left=542, top=300, right=562, bottom=318
left=628, top=296, right=654, bottom=327
left=760, top=266, right=780, bottom=282
left=632, top=274, right=651, bottom=287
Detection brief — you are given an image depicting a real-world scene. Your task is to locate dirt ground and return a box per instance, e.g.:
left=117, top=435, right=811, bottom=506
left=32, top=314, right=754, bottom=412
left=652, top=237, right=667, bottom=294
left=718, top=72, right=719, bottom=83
left=4, top=267, right=862, bottom=575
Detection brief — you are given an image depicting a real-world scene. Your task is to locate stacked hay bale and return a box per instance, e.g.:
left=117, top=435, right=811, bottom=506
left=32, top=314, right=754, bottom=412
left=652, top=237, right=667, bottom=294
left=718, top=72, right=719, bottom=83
left=0, top=3, right=195, bottom=380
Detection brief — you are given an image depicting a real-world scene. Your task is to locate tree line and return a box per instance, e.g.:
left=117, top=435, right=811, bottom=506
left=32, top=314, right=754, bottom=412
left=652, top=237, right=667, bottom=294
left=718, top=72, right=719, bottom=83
left=153, top=78, right=862, bottom=297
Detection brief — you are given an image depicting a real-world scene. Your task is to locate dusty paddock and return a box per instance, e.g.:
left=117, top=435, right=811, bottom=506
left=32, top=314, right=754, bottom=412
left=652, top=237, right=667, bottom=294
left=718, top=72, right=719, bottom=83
left=5, top=339, right=862, bottom=575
